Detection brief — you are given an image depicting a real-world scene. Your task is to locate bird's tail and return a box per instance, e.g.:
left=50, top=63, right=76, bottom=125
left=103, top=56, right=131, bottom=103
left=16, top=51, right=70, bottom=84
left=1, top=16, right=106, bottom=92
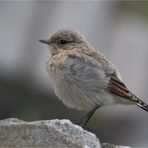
left=132, top=94, right=148, bottom=112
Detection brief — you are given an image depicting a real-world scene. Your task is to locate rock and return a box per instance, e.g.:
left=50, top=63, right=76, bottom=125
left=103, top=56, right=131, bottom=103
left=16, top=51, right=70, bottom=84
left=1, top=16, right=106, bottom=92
left=0, top=118, right=131, bottom=148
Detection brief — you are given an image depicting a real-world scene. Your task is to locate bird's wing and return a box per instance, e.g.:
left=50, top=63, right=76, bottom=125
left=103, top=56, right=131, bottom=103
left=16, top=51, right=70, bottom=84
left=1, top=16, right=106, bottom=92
left=65, top=51, right=110, bottom=91
left=67, top=51, right=133, bottom=100
left=108, top=74, right=148, bottom=112
left=108, top=74, right=133, bottom=99
left=66, top=51, right=148, bottom=112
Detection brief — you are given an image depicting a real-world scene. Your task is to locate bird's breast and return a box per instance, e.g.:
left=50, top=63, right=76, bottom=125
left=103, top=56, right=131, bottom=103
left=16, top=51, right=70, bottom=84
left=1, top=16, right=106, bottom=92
left=46, top=53, right=111, bottom=110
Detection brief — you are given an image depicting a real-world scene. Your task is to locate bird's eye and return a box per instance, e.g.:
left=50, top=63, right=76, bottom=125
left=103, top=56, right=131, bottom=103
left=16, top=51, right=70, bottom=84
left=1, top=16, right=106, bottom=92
left=60, top=40, right=68, bottom=44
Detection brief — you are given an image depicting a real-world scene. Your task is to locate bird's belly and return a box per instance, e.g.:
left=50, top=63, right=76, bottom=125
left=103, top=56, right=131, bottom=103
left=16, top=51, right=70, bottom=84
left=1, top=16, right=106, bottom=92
left=50, top=72, right=116, bottom=110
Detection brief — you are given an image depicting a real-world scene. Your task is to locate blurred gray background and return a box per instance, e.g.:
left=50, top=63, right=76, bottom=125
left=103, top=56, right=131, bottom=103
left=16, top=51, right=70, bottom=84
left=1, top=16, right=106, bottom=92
left=0, top=1, right=148, bottom=147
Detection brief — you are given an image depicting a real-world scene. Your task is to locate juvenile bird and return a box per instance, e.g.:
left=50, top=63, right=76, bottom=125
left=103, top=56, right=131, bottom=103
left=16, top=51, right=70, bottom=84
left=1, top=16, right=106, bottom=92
left=39, top=29, right=148, bottom=127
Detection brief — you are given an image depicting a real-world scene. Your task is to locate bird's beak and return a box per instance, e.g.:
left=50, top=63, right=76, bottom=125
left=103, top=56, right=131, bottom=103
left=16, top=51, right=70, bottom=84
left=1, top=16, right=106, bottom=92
left=39, top=39, right=50, bottom=45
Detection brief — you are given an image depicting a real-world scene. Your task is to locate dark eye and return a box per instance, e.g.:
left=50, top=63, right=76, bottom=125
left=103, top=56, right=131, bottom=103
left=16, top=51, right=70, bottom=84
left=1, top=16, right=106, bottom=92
left=60, top=40, right=68, bottom=44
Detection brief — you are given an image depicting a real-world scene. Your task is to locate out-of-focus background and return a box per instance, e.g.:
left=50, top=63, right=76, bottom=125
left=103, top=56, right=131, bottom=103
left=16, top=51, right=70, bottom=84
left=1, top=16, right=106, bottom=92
left=0, top=1, right=148, bottom=147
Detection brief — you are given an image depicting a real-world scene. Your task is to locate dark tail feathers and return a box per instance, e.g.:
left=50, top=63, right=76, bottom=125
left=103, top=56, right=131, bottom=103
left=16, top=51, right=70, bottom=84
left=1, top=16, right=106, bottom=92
left=133, top=94, right=148, bottom=112
left=137, top=102, right=148, bottom=112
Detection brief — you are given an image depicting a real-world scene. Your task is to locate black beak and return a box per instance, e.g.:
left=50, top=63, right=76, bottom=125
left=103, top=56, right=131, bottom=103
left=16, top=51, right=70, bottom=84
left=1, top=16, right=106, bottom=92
left=39, top=39, right=50, bottom=44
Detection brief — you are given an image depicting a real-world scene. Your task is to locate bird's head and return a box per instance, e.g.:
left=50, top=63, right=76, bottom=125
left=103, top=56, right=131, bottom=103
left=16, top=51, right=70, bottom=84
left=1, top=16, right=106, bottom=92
left=39, top=28, right=88, bottom=55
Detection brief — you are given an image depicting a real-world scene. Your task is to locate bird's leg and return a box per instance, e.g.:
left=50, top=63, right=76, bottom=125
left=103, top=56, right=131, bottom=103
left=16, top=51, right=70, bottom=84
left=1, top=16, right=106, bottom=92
left=78, top=105, right=100, bottom=128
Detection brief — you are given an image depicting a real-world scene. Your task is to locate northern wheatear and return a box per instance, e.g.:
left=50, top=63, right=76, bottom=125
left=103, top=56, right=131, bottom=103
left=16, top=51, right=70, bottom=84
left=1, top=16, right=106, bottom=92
left=39, top=29, right=148, bottom=127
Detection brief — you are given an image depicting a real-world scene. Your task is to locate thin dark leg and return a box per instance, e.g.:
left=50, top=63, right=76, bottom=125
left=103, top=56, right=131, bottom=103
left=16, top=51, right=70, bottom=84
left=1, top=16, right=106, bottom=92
left=78, top=105, right=100, bottom=128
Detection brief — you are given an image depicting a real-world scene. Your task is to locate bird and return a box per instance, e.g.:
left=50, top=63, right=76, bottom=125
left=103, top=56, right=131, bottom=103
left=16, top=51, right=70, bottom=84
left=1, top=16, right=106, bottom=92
left=39, top=28, right=148, bottom=127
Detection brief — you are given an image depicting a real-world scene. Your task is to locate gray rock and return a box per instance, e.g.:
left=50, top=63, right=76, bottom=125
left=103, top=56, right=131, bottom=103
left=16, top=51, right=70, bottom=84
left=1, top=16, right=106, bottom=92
left=0, top=118, right=131, bottom=148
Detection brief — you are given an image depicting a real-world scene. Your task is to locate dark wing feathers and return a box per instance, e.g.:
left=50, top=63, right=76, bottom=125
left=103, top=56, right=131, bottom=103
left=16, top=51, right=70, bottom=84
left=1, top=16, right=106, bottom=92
left=108, top=74, right=148, bottom=112
left=108, top=74, right=132, bottom=99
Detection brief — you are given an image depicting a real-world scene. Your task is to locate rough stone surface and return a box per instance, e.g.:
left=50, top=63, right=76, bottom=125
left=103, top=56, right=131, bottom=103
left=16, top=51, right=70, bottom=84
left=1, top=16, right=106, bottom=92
left=0, top=118, right=132, bottom=148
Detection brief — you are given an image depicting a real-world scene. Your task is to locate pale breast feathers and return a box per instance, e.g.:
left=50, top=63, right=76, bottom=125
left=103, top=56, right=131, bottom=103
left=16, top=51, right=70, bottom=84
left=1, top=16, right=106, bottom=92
left=47, top=51, right=119, bottom=109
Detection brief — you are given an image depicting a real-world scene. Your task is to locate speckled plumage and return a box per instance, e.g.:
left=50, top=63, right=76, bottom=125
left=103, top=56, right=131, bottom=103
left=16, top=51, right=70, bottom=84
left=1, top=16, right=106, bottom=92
left=40, top=28, right=148, bottom=112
